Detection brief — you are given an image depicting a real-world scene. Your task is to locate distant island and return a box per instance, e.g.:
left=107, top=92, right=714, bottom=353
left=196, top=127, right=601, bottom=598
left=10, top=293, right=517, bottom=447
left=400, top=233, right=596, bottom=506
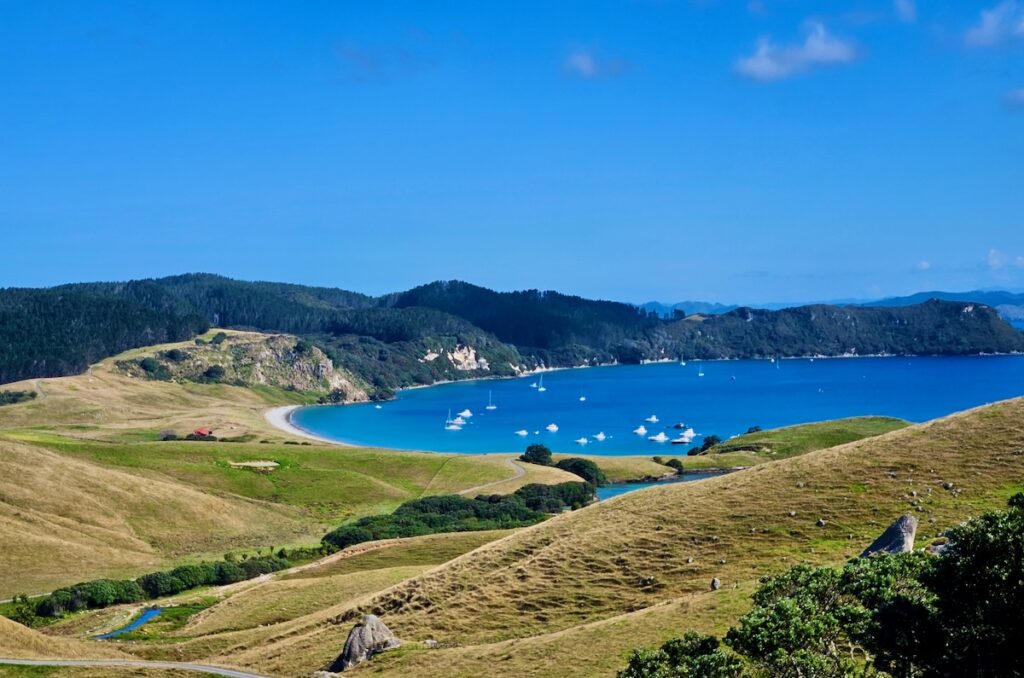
left=2, top=274, right=1023, bottom=400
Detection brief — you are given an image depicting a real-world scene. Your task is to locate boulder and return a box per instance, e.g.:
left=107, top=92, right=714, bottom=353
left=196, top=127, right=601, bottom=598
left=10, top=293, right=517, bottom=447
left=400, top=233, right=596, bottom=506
left=710, top=577, right=721, bottom=591
left=326, top=614, right=401, bottom=672
left=860, top=515, right=918, bottom=558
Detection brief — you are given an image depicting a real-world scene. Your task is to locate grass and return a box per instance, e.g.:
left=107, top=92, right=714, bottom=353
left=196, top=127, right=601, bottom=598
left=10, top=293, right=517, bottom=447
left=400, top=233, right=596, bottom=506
left=0, top=335, right=575, bottom=598
left=157, top=397, right=1024, bottom=677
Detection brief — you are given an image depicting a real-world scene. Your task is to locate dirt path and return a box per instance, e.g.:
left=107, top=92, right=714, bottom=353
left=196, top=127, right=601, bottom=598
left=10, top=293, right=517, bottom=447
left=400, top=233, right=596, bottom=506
left=458, top=458, right=526, bottom=496
left=0, top=658, right=268, bottom=678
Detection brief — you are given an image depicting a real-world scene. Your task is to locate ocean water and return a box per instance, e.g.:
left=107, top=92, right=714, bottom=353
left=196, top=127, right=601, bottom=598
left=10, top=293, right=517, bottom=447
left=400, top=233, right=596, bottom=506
left=291, top=356, right=1024, bottom=456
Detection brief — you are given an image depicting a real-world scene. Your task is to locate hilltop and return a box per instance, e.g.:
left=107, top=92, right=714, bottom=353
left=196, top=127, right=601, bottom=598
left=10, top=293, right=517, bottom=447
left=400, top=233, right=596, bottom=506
left=3, top=275, right=1023, bottom=399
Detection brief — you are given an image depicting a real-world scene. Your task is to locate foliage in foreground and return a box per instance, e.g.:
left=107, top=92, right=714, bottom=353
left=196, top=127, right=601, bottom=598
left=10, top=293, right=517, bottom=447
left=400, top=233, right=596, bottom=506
left=619, top=493, right=1024, bottom=678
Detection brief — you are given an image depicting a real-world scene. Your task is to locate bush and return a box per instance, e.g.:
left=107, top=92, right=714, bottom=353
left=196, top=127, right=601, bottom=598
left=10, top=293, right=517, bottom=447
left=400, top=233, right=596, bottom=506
left=745, top=425, right=762, bottom=434
left=138, top=357, right=171, bottom=381
left=162, top=348, right=187, bottom=362
left=665, top=458, right=685, bottom=473
left=520, top=444, right=553, bottom=466
left=0, top=390, right=37, bottom=407
left=701, top=435, right=723, bottom=452
left=203, top=364, right=226, bottom=381
left=159, top=429, right=178, bottom=441
left=210, top=332, right=228, bottom=345
left=619, top=632, right=743, bottom=678
left=555, top=458, right=608, bottom=486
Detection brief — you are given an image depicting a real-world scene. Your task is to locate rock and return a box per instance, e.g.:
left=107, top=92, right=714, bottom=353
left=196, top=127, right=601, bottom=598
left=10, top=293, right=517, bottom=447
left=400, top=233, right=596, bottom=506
left=788, top=510, right=797, bottom=517
left=816, top=518, right=827, bottom=527
left=326, top=614, right=401, bottom=672
left=943, top=482, right=954, bottom=490
left=313, top=672, right=338, bottom=678
left=711, top=578, right=721, bottom=591
left=424, top=639, right=439, bottom=649
left=860, top=515, right=918, bottom=558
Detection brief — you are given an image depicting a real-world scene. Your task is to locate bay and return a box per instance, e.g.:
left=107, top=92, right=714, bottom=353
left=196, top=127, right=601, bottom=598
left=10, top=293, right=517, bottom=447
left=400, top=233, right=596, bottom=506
left=291, top=356, right=1024, bottom=456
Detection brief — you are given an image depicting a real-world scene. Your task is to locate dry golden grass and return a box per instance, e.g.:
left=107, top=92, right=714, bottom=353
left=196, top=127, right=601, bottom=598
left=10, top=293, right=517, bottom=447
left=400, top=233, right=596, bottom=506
left=0, top=439, right=306, bottom=598
left=0, top=617, right=127, bottom=660
left=187, top=397, right=1024, bottom=677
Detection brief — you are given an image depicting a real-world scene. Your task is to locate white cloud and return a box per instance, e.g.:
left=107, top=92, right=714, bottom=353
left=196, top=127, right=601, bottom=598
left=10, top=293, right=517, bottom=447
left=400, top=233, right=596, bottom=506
left=988, top=249, right=1009, bottom=269
left=916, top=260, right=931, bottom=271
left=735, top=22, right=858, bottom=82
left=965, top=1, right=1024, bottom=47
left=563, top=49, right=627, bottom=80
left=987, top=249, right=1024, bottom=270
left=895, top=0, right=917, bottom=23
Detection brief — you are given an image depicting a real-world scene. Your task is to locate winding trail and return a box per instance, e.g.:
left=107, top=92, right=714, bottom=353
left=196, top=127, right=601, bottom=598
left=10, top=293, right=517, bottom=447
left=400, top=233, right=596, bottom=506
left=458, top=458, right=526, bottom=496
left=0, top=658, right=268, bottom=678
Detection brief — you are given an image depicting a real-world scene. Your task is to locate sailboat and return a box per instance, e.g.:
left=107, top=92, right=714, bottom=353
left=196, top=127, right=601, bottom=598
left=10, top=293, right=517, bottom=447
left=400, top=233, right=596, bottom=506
left=633, top=425, right=648, bottom=436
left=648, top=432, right=669, bottom=443
left=645, top=414, right=659, bottom=424
left=485, top=391, right=497, bottom=411
left=593, top=432, right=607, bottom=441
left=537, top=375, right=546, bottom=393
left=444, top=409, right=462, bottom=431
left=698, top=366, right=705, bottom=377
left=575, top=437, right=589, bottom=445
left=545, top=422, right=558, bottom=432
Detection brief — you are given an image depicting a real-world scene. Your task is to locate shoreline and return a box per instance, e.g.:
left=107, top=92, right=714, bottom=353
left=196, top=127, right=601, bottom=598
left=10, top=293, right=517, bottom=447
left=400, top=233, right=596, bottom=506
left=263, top=406, right=353, bottom=446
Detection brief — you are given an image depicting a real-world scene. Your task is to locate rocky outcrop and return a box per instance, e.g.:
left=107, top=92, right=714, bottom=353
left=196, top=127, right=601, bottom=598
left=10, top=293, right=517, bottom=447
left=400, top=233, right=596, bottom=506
left=326, top=614, right=401, bottom=672
left=117, top=333, right=369, bottom=401
left=860, top=514, right=918, bottom=557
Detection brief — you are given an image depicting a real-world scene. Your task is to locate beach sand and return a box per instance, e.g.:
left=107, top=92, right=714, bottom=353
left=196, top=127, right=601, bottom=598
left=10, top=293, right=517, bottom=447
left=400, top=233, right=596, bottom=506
left=263, top=405, right=350, bottom=446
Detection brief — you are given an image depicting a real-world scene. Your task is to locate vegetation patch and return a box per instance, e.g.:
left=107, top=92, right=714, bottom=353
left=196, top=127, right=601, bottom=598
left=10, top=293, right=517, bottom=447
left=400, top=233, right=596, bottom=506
left=0, top=390, right=37, bottom=407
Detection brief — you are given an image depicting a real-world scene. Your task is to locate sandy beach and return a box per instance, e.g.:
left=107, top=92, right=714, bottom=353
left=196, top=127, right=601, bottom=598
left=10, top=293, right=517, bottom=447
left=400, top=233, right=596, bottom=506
left=263, top=405, right=350, bottom=446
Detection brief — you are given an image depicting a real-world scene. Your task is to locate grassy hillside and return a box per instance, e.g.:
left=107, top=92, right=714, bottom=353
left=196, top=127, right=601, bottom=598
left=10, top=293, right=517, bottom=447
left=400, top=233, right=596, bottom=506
left=156, top=396, right=1024, bottom=677
left=0, top=334, right=576, bottom=598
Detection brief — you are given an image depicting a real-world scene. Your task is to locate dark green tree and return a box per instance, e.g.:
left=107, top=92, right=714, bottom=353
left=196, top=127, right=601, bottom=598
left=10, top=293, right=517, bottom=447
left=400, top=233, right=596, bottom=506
left=520, top=443, right=553, bottom=466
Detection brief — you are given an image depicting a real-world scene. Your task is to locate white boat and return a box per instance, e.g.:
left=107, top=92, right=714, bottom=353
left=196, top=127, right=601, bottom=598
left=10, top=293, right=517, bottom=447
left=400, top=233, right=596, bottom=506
left=537, top=375, right=546, bottom=393
left=579, top=396, right=586, bottom=402
left=671, top=436, right=689, bottom=445
left=648, top=432, right=669, bottom=443
left=452, top=416, right=466, bottom=425
left=444, top=409, right=462, bottom=431
left=633, top=425, right=648, bottom=436
left=485, top=391, right=497, bottom=411
left=575, top=437, right=589, bottom=445
left=374, top=404, right=382, bottom=410
left=515, top=429, right=529, bottom=436
left=698, top=368, right=705, bottom=377
left=458, top=409, right=473, bottom=418
left=645, top=415, right=659, bottom=424
left=680, top=360, right=687, bottom=366
left=530, top=382, right=538, bottom=388
left=593, top=432, right=607, bottom=441
left=545, top=423, right=559, bottom=432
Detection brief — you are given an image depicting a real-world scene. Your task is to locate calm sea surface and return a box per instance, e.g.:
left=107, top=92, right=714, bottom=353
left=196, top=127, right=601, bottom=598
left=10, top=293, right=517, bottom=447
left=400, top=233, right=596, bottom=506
left=291, top=356, right=1024, bottom=456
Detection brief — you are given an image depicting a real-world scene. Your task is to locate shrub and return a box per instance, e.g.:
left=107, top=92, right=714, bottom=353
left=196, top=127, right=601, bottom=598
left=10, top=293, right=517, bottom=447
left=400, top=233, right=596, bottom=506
left=745, top=425, right=762, bottom=434
left=203, top=364, right=226, bottom=381
left=0, top=390, right=37, bottom=407
left=665, top=458, right=685, bottom=473
left=162, top=348, right=187, bottom=362
left=520, top=443, right=553, bottom=466
left=138, top=357, right=172, bottom=381
left=701, top=435, right=723, bottom=452
left=159, top=429, right=178, bottom=441
left=555, top=458, right=608, bottom=486
left=619, top=632, right=743, bottom=678
left=210, top=332, right=228, bottom=345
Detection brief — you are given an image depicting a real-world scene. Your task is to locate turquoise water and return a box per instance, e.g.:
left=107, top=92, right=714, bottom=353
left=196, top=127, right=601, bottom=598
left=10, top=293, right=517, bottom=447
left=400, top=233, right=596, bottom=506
left=595, top=474, right=713, bottom=500
left=95, top=607, right=162, bottom=639
left=292, top=356, right=1024, bottom=456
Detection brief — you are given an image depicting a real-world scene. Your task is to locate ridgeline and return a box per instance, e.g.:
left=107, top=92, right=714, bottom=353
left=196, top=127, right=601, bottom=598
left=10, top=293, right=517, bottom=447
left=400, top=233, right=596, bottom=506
left=3, top=275, right=1022, bottom=397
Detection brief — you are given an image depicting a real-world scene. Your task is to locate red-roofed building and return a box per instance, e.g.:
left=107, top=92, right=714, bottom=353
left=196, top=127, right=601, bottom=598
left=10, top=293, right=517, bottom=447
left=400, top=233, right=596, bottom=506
left=194, top=427, right=213, bottom=437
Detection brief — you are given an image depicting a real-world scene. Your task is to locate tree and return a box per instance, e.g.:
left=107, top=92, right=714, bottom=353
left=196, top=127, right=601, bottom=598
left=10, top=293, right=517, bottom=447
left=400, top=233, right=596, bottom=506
left=203, top=364, right=226, bottom=381
left=211, top=331, right=228, bottom=345
left=700, top=438, right=724, bottom=454
left=555, top=457, right=608, bottom=486
left=618, top=632, right=744, bottom=678
left=745, top=426, right=762, bottom=434
left=520, top=443, right=553, bottom=466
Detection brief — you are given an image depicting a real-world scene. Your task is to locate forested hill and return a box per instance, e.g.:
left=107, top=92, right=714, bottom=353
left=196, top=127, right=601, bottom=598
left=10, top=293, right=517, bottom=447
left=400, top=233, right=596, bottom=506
left=2, top=275, right=1023, bottom=394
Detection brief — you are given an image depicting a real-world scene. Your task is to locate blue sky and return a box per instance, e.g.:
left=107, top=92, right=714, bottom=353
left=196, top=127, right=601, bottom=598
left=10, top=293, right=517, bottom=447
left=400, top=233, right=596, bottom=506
left=1, top=1, right=1022, bottom=304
